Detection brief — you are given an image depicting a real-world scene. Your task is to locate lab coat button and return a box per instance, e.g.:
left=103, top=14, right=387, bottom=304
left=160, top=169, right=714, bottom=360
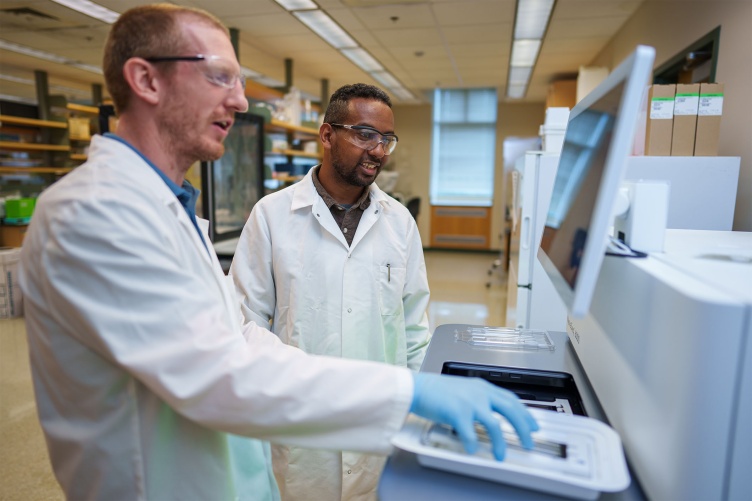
left=347, top=308, right=352, bottom=313
left=347, top=470, right=352, bottom=474
left=375, top=210, right=378, bottom=214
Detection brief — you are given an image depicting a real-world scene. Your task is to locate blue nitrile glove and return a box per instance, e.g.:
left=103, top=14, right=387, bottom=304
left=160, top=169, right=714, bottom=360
left=410, top=373, right=539, bottom=460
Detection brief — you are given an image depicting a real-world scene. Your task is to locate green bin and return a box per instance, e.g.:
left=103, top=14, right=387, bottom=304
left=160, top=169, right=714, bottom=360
left=5, top=198, right=35, bottom=220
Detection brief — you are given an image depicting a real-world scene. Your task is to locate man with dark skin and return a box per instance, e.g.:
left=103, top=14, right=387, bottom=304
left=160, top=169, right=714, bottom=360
left=232, top=84, right=431, bottom=500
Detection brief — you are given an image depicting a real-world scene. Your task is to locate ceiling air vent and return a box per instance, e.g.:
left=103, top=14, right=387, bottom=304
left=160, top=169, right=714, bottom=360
left=1, top=7, right=61, bottom=30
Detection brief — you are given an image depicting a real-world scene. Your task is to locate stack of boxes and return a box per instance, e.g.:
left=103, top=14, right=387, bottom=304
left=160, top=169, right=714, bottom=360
left=3, top=197, right=35, bottom=225
left=0, top=197, right=34, bottom=247
left=643, top=82, right=724, bottom=156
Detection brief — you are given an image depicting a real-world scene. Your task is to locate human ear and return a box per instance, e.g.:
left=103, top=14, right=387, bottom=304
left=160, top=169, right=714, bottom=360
left=122, top=58, right=162, bottom=106
left=320, top=123, right=334, bottom=150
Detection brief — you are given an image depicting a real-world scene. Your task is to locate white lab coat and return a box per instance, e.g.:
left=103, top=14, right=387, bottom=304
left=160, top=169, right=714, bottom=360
left=18, top=135, right=413, bottom=501
left=230, top=169, right=431, bottom=500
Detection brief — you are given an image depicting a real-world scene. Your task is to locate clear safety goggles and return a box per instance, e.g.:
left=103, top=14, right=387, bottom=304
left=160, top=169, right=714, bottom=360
left=329, top=123, right=399, bottom=154
left=145, top=54, right=246, bottom=90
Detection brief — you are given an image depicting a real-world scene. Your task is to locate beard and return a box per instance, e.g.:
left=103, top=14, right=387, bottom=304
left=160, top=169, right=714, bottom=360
left=330, top=140, right=381, bottom=187
left=158, top=95, right=226, bottom=165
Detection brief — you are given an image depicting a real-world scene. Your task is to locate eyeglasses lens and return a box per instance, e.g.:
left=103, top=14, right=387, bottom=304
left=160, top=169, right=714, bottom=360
left=203, top=57, right=246, bottom=90
left=342, top=127, right=397, bottom=154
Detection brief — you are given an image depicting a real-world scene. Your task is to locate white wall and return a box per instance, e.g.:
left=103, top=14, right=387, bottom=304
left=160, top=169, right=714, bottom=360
left=590, top=0, right=752, bottom=231
left=390, top=104, right=433, bottom=243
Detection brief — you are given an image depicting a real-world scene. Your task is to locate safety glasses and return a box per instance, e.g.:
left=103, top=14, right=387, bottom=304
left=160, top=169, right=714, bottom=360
left=328, top=123, right=399, bottom=154
left=145, top=54, right=246, bottom=90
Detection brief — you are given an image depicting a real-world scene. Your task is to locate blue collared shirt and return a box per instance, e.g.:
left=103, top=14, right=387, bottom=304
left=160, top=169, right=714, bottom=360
left=104, top=133, right=209, bottom=255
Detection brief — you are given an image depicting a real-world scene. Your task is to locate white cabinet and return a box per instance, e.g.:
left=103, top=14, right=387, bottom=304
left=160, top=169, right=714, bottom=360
left=506, top=151, right=567, bottom=331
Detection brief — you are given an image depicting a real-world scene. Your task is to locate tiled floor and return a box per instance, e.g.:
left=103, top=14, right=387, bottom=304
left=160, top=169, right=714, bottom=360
left=0, top=317, right=62, bottom=501
left=0, top=249, right=507, bottom=500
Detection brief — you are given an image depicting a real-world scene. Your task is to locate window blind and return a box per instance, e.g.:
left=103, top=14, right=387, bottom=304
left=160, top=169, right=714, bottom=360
left=431, top=88, right=498, bottom=206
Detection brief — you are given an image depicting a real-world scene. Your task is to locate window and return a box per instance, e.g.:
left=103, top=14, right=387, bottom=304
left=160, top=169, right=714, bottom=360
left=430, top=88, right=498, bottom=206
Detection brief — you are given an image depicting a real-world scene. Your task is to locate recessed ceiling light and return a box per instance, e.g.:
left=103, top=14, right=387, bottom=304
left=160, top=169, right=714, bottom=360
left=0, top=40, right=103, bottom=74
left=507, top=0, right=555, bottom=99
left=507, top=84, right=527, bottom=99
left=341, top=48, right=383, bottom=72
left=371, top=71, right=402, bottom=89
left=0, top=93, right=37, bottom=105
left=293, top=10, right=358, bottom=49
left=510, top=40, right=542, bottom=67
left=389, top=87, right=414, bottom=101
left=49, top=0, right=119, bottom=24
left=273, top=0, right=318, bottom=11
left=514, top=0, right=555, bottom=39
left=508, top=66, right=533, bottom=86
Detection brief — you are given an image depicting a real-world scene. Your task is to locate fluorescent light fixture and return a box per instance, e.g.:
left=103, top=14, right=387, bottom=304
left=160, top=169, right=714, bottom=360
left=241, top=66, right=262, bottom=79
left=71, top=62, right=103, bottom=74
left=0, top=73, right=90, bottom=97
left=510, top=39, right=541, bottom=67
left=514, top=0, right=555, bottom=39
left=507, top=84, right=526, bottom=99
left=371, top=71, right=402, bottom=89
left=254, top=75, right=285, bottom=88
left=341, top=48, right=383, bottom=72
left=50, top=0, right=119, bottom=24
left=0, top=74, right=33, bottom=85
left=507, top=0, right=555, bottom=98
left=389, top=87, right=414, bottom=101
left=0, top=40, right=69, bottom=64
left=293, top=10, right=358, bottom=49
left=0, top=39, right=103, bottom=75
left=279, top=1, right=408, bottom=101
left=508, top=66, right=533, bottom=86
left=0, top=93, right=37, bottom=105
left=273, top=0, right=318, bottom=10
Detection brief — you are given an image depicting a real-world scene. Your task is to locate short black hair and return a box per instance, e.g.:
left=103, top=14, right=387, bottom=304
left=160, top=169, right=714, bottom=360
left=324, top=83, right=392, bottom=124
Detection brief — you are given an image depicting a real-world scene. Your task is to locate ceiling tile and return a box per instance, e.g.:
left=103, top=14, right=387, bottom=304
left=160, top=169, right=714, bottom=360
left=432, top=0, right=516, bottom=26
left=0, top=0, right=650, bottom=104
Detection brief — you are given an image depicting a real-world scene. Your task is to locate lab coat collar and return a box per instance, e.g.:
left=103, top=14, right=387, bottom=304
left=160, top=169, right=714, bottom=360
left=290, top=166, right=395, bottom=251
left=89, top=135, right=214, bottom=266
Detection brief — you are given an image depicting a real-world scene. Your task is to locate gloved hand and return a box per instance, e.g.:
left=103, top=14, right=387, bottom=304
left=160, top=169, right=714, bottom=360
left=410, top=373, right=539, bottom=460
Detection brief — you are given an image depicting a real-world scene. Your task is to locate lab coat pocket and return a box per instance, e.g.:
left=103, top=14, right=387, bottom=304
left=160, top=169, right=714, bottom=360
left=378, top=264, right=405, bottom=316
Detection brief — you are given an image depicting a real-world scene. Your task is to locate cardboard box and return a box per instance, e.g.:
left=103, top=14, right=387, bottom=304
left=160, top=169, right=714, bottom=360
left=1, top=247, right=24, bottom=318
left=671, top=84, right=700, bottom=156
left=631, top=85, right=650, bottom=155
left=695, top=83, right=724, bottom=156
left=0, top=225, right=28, bottom=248
left=645, top=84, right=675, bottom=156
left=546, top=80, right=576, bottom=109
left=68, top=117, right=91, bottom=140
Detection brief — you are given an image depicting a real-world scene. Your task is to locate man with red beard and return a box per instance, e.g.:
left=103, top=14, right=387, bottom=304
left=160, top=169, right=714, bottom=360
left=19, top=5, right=538, bottom=499
left=231, top=84, right=431, bottom=500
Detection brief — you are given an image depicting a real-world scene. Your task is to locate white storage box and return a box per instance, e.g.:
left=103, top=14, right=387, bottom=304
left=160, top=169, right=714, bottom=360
left=1, top=247, right=24, bottom=318
left=540, top=124, right=567, bottom=153
left=545, top=107, right=570, bottom=127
